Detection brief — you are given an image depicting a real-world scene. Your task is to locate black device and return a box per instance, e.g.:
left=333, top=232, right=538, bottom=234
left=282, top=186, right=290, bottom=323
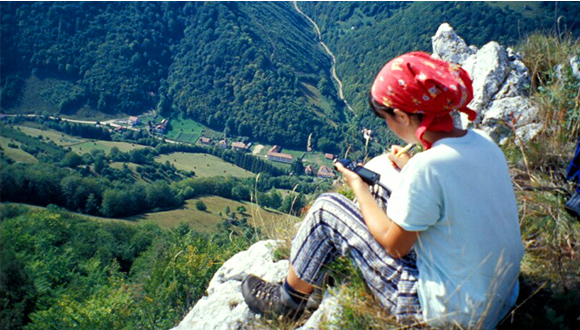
left=335, top=159, right=381, bottom=186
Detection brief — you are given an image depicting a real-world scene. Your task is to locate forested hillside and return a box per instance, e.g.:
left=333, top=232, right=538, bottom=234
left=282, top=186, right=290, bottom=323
left=0, top=1, right=345, bottom=149
left=298, top=1, right=580, bottom=126
left=2, top=1, right=579, bottom=151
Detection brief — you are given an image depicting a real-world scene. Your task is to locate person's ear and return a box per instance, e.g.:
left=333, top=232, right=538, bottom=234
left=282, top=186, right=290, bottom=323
left=393, top=109, right=412, bottom=125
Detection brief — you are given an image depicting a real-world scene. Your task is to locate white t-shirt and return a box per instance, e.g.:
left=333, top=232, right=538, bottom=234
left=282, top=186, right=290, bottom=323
left=384, top=130, right=524, bottom=329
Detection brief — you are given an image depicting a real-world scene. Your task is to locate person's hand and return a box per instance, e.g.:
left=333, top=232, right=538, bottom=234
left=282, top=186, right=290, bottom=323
left=388, top=145, right=411, bottom=170
left=334, top=160, right=369, bottom=192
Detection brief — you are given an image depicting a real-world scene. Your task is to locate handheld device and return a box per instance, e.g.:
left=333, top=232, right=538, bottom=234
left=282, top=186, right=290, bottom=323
left=335, top=159, right=381, bottom=186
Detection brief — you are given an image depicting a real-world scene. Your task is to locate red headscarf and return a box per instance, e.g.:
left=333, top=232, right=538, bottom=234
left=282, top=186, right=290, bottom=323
left=371, top=51, right=477, bottom=149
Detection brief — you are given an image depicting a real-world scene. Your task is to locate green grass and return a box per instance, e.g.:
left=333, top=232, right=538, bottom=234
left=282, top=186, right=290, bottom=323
left=14, top=125, right=150, bottom=153
left=154, top=152, right=255, bottom=178
left=0, top=202, right=137, bottom=226
left=127, top=196, right=298, bottom=234
left=0, top=136, right=38, bottom=163
left=165, top=117, right=205, bottom=143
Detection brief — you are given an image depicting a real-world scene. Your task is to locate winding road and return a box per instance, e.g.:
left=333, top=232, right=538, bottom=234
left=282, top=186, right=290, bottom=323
left=293, top=1, right=355, bottom=115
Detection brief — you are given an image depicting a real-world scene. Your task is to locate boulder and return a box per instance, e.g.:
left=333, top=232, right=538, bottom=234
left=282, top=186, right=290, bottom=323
left=481, top=96, right=540, bottom=144
left=171, top=239, right=342, bottom=330
left=432, top=23, right=539, bottom=143
left=297, top=291, right=342, bottom=330
left=431, top=23, right=474, bottom=64
left=462, top=41, right=511, bottom=115
left=171, top=240, right=289, bottom=330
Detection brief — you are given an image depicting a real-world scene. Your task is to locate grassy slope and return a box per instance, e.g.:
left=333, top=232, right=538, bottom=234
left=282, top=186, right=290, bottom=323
left=14, top=124, right=151, bottom=153
left=0, top=136, right=38, bottom=163
left=154, top=152, right=255, bottom=178
left=127, top=196, right=299, bottom=235
left=1, top=197, right=299, bottom=237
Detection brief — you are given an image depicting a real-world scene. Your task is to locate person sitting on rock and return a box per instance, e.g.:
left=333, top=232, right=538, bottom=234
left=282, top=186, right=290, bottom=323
left=242, top=51, right=524, bottom=329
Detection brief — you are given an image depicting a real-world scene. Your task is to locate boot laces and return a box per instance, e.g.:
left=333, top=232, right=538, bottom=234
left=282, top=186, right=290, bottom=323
left=252, top=280, right=281, bottom=302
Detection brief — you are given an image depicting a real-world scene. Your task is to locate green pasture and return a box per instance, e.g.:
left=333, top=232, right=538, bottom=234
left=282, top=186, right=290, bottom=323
left=165, top=117, right=204, bottom=143
left=0, top=136, right=38, bottom=163
left=16, top=125, right=81, bottom=145
left=154, top=152, right=255, bottom=178
left=68, top=140, right=150, bottom=154
left=129, top=196, right=299, bottom=234
left=15, top=125, right=150, bottom=154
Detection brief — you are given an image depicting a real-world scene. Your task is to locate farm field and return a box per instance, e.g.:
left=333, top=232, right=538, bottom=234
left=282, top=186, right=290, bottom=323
left=154, top=152, right=255, bottom=178
left=68, top=140, right=149, bottom=154
left=129, top=196, right=299, bottom=234
left=14, top=125, right=151, bottom=153
left=0, top=136, right=38, bottom=163
left=165, top=117, right=205, bottom=144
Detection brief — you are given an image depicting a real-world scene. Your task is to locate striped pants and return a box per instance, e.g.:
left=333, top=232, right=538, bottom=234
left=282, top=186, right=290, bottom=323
left=290, top=191, right=422, bottom=322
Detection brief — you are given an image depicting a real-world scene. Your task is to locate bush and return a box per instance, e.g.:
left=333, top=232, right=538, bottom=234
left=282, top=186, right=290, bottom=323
left=195, top=200, right=207, bottom=211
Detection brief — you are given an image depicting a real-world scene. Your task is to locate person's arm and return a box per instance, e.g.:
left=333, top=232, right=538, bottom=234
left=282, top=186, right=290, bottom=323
left=335, top=161, right=418, bottom=258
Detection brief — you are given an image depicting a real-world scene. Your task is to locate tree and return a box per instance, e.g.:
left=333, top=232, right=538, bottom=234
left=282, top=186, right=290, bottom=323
left=236, top=205, right=247, bottom=215
left=62, top=151, right=83, bottom=168
left=268, top=190, right=283, bottom=210
left=291, top=159, right=304, bottom=175
left=195, top=200, right=207, bottom=211
left=94, top=155, right=107, bottom=174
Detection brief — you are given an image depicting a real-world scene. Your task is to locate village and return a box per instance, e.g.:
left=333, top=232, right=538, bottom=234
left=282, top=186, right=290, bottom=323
left=117, top=114, right=337, bottom=180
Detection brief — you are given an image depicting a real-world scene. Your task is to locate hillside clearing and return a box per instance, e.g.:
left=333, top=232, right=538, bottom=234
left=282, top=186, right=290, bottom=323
left=128, top=196, right=299, bottom=234
left=0, top=136, right=38, bottom=163
left=154, top=152, right=255, bottom=178
left=14, top=125, right=151, bottom=153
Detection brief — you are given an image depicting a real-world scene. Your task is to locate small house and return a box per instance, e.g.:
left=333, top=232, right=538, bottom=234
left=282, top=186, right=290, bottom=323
left=267, top=151, right=294, bottom=164
left=232, top=141, right=250, bottom=152
left=198, top=137, right=213, bottom=146
left=317, top=165, right=335, bottom=179
left=128, top=116, right=141, bottom=126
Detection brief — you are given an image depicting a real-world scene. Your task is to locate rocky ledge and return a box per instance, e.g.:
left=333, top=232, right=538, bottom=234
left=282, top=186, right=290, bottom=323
left=173, top=23, right=554, bottom=330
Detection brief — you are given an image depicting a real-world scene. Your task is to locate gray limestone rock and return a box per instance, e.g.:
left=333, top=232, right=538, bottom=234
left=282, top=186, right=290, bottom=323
left=431, top=23, right=474, bottom=64
left=171, top=240, right=289, bottom=330
left=171, top=239, right=342, bottom=330
left=463, top=41, right=511, bottom=116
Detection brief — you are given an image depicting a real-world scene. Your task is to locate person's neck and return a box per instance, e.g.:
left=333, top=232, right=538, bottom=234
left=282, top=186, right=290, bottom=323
left=422, top=127, right=468, bottom=145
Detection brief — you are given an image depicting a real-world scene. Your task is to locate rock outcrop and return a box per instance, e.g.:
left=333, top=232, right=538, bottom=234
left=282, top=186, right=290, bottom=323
left=432, top=23, right=537, bottom=144
left=173, top=23, right=543, bottom=330
left=171, top=240, right=342, bottom=330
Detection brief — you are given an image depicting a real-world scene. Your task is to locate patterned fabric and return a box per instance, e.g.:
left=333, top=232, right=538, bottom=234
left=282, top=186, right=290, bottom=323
left=371, top=51, right=477, bottom=149
left=290, top=192, right=422, bottom=322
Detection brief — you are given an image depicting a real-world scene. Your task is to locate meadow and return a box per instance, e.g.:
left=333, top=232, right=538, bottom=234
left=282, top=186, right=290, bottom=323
left=128, top=196, right=299, bottom=234
left=154, top=152, right=255, bottom=178
left=15, top=125, right=150, bottom=153
left=0, top=136, right=38, bottom=163
left=165, top=116, right=205, bottom=144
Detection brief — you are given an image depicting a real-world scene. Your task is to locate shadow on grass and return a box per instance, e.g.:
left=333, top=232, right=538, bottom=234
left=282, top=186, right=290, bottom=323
left=497, top=273, right=580, bottom=330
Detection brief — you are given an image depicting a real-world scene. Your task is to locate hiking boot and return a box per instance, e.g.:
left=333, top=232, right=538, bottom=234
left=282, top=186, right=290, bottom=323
left=241, top=274, right=307, bottom=320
